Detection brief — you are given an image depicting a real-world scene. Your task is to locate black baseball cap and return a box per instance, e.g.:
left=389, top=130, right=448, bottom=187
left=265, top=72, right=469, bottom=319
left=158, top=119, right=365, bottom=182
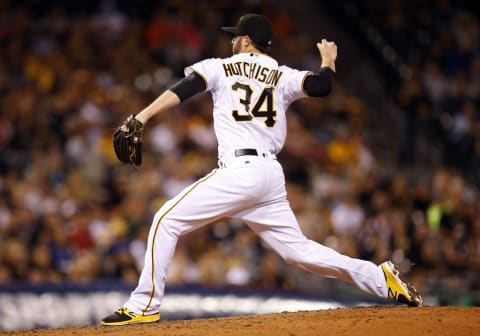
left=221, top=14, right=273, bottom=47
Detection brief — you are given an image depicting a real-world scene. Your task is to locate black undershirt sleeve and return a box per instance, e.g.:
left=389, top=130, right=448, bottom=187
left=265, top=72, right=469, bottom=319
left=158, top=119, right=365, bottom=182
left=169, top=72, right=207, bottom=102
left=302, top=67, right=335, bottom=97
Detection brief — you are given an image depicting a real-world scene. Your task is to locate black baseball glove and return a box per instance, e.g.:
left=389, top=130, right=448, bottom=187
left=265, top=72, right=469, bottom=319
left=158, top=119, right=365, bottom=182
left=112, top=114, right=144, bottom=166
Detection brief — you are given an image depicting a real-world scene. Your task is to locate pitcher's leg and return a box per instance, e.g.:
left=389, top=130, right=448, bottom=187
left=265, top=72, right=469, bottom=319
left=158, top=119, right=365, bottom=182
left=268, top=232, right=387, bottom=297
left=124, top=167, right=264, bottom=314
left=241, top=205, right=387, bottom=298
left=124, top=170, right=222, bottom=314
left=124, top=202, right=182, bottom=314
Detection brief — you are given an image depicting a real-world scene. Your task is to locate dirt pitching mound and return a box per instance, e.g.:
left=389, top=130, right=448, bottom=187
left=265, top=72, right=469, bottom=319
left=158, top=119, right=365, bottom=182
left=1, top=306, right=478, bottom=336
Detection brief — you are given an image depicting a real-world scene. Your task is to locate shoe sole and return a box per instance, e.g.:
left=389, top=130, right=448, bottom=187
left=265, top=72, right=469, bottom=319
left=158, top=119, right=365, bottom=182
left=101, top=316, right=160, bottom=326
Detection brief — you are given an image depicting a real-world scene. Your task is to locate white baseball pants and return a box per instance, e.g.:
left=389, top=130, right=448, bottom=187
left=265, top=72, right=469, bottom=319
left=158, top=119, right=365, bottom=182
left=124, top=153, right=387, bottom=314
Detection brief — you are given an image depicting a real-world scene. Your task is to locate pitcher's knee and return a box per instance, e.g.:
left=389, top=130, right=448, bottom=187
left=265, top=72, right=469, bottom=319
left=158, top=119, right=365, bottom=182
left=152, top=212, right=184, bottom=238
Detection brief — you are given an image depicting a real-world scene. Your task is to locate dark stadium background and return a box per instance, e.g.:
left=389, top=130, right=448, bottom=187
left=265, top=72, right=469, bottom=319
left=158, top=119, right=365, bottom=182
left=0, top=0, right=478, bottom=329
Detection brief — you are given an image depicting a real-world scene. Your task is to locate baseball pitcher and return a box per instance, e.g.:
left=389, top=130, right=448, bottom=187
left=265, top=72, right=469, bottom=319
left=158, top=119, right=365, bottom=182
left=104, top=14, right=421, bottom=326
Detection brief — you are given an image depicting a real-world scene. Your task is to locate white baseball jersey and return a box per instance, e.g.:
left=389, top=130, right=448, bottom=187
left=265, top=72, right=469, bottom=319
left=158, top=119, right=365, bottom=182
left=185, top=53, right=309, bottom=159
left=122, top=52, right=389, bottom=316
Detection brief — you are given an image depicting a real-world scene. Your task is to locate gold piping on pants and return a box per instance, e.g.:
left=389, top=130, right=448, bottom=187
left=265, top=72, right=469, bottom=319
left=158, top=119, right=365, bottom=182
left=141, top=169, right=218, bottom=314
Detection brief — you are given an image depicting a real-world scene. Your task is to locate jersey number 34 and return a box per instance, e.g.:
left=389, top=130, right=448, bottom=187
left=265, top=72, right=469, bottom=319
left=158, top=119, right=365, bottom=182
left=231, top=82, right=276, bottom=127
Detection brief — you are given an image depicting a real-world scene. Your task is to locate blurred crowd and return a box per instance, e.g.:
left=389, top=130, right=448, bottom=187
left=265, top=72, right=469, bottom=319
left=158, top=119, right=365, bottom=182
left=335, top=0, right=480, bottom=301
left=347, top=0, right=480, bottom=184
left=0, top=0, right=478, bottom=304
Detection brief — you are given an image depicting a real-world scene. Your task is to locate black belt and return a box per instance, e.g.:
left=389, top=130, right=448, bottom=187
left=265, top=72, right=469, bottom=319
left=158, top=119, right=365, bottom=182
left=235, top=148, right=258, bottom=157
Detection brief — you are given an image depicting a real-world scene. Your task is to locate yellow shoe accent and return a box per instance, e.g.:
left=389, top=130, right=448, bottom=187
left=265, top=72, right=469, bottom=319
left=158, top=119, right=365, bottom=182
left=101, top=307, right=160, bottom=326
left=381, top=261, right=422, bottom=307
